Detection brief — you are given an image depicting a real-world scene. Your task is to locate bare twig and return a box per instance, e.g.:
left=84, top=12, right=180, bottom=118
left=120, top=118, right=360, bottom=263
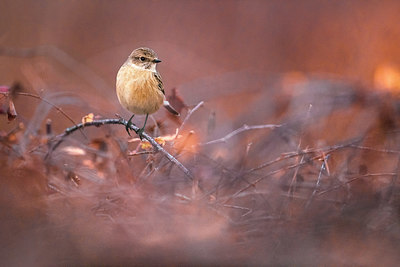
left=349, top=145, right=400, bottom=154
left=223, top=159, right=311, bottom=204
left=48, top=118, right=194, bottom=181
left=246, top=137, right=364, bottom=173
left=200, top=123, right=281, bottom=146
left=317, top=172, right=396, bottom=196
left=305, top=155, right=329, bottom=208
left=177, top=101, right=204, bottom=134
left=15, top=92, right=85, bottom=138
left=222, top=204, right=252, bottom=217
left=286, top=105, right=312, bottom=197
left=287, top=155, right=305, bottom=196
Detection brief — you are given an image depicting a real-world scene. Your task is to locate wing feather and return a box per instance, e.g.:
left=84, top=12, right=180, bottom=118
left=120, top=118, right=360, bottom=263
left=154, top=72, right=165, bottom=95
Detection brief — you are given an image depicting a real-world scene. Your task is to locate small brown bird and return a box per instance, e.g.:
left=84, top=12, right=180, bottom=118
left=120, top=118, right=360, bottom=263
left=116, top=47, right=179, bottom=138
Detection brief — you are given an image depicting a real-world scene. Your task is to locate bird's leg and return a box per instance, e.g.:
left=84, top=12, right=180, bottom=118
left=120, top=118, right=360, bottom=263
left=126, top=114, right=135, bottom=136
left=136, top=114, right=148, bottom=140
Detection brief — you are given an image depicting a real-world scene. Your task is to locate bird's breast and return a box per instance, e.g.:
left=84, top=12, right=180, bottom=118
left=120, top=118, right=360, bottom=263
left=116, top=65, right=164, bottom=115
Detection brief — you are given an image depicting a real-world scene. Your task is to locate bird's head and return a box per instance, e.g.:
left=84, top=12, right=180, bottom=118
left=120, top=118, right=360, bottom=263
left=127, top=47, right=161, bottom=72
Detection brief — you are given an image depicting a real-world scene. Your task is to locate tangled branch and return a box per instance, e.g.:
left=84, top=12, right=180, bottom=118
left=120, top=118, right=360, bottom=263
left=49, top=118, right=194, bottom=181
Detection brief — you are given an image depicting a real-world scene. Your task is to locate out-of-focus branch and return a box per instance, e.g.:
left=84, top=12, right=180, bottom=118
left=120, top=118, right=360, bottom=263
left=317, top=172, right=397, bottom=196
left=178, top=101, right=204, bottom=133
left=200, top=123, right=281, bottom=146
left=0, top=46, right=110, bottom=93
left=1, top=82, right=86, bottom=138
left=16, top=92, right=85, bottom=137
left=49, top=118, right=194, bottom=181
left=305, top=155, right=328, bottom=208
left=246, top=137, right=365, bottom=173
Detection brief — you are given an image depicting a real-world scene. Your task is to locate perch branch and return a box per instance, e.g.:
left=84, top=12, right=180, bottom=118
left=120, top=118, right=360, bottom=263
left=49, top=118, right=194, bottom=180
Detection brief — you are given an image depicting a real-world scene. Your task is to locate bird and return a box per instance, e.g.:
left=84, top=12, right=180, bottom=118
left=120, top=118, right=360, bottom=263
left=116, top=47, right=179, bottom=138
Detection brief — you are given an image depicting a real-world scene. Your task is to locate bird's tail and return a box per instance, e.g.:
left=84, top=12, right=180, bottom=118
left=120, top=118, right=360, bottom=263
left=163, top=100, right=180, bottom=116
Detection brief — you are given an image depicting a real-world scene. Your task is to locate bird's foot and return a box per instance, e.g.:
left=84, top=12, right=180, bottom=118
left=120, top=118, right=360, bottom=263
left=126, top=115, right=135, bottom=136
left=135, top=127, right=145, bottom=140
left=125, top=123, right=131, bottom=136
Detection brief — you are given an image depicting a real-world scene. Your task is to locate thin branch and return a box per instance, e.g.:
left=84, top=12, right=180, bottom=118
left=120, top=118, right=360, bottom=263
left=15, top=92, right=85, bottom=138
left=284, top=105, right=311, bottom=206
left=305, top=155, right=328, bottom=208
left=349, top=144, right=400, bottom=154
left=48, top=118, right=194, bottom=181
left=221, top=204, right=252, bottom=217
left=287, top=155, right=305, bottom=196
left=317, top=172, right=396, bottom=196
left=223, top=159, right=311, bottom=204
left=246, top=137, right=364, bottom=173
left=200, top=123, right=281, bottom=146
left=178, top=101, right=204, bottom=133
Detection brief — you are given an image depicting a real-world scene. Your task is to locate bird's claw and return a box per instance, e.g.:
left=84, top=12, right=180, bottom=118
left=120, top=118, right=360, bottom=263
left=125, top=123, right=132, bottom=136
left=126, top=114, right=135, bottom=136
left=136, top=127, right=144, bottom=140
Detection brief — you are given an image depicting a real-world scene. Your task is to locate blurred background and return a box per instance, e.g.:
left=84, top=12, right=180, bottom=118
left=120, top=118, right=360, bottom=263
left=1, top=0, right=400, bottom=266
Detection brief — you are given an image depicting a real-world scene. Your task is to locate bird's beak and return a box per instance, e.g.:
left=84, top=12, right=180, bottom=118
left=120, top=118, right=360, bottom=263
left=153, top=58, right=162, bottom=63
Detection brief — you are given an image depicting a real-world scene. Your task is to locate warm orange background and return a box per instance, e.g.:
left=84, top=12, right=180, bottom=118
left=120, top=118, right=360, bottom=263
left=1, top=1, right=400, bottom=116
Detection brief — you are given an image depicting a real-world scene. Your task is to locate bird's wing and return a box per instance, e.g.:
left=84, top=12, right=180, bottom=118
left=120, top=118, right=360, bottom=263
left=154, top=72, right=165, bottom=95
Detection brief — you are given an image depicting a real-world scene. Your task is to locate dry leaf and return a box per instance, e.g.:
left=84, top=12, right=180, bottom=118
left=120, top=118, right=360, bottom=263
left=0, top=85, right=18, bottom=121
left=82, top=113, right=94, bottom=124
left=7, top=99, right=17, bottom=121
left=140, top=137, right=167, bottom=150
left=140, top=141, right=153, bottom=150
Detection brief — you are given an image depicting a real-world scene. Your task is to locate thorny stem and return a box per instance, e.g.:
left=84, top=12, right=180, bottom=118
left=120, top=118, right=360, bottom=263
left=49, top=118, right=194, bottom=181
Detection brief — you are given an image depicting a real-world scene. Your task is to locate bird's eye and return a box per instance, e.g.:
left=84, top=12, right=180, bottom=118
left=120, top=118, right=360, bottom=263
left=140, top=57, right=146, bottom=61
